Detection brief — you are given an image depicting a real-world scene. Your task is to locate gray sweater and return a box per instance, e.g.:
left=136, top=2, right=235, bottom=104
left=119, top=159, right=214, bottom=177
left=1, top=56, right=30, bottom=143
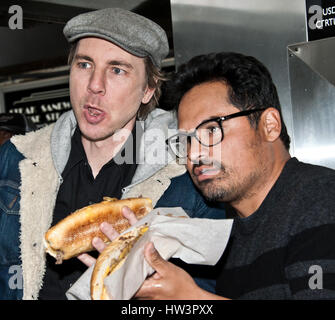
left=216, top=158, right=335, bottom=299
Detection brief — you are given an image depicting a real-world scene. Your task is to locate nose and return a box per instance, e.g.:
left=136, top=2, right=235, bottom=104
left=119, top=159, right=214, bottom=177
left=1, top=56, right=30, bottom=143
left=187, top=137, right=210, bottom=165
left=87, top=68, right=106, bottom=95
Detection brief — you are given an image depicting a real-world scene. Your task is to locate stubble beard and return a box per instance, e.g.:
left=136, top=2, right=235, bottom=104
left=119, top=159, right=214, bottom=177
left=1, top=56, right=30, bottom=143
left=191, top=129, right=269, bottom=206
left=192, top=159, right=267, bottom=205
left=195, top=168, right=237, bottom=203
left=191, top=160, right=230, bottom=202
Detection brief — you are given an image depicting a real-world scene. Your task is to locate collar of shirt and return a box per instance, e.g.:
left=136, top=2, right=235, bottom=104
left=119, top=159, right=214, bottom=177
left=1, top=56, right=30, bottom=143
left=62, top=123, right=142, bottom=179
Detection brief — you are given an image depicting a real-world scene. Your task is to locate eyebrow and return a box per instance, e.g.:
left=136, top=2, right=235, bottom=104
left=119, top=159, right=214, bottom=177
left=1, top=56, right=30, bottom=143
left=74, top=54, right=93, bottom=62
left=195, top=115, right=223, bottom=128
left=108, top=60, right=134, bottom=70
left=206, top=115, right=224, bottom=121
left=74, top=54, right=134, bottom=70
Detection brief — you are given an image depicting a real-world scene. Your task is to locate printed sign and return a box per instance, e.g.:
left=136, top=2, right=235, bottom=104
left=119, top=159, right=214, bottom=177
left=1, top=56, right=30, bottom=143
left=306, top=0, right=335, bottom=41
left=4, top=82, right=71, bottom=128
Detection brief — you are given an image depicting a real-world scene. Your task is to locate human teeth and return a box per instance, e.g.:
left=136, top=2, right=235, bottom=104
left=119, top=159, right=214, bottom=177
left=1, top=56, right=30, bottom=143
left=88, top=107, right=102, bottom=116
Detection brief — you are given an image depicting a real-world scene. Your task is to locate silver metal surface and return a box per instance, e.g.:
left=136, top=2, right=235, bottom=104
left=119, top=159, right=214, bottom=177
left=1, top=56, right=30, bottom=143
left=171, top=0, right=308, bottom=155
left=289, top=37, right=335, bottom=86
left=288, top=39, right=335, bottom=169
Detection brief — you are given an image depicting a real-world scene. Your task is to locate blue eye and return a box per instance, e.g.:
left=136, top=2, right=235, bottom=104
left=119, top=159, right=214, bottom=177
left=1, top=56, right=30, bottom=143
left=112, top=67, right=125, bottom=75
left=78, top=62, right=91, bottom=69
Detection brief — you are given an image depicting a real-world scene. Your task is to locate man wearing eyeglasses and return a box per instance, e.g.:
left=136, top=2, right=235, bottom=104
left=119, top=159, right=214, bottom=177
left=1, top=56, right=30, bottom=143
left=133, top=52, right=335, bottom=299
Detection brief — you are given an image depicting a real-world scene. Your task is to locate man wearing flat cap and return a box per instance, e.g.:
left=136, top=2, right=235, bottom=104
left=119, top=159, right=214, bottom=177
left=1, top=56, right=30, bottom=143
left=0, top=8, right=224, bottom=300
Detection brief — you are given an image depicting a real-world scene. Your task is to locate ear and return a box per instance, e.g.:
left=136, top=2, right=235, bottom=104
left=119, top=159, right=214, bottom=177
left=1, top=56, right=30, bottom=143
left=141, top=85, right=156, bottom=104
left=260, top=108, right=282, bottom=143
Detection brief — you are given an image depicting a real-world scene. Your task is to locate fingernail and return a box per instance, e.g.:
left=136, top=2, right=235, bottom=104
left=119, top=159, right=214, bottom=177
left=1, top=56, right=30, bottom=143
left=100, top=222, right=108, bottom=230
left=122, top=206, right=130, bottom=213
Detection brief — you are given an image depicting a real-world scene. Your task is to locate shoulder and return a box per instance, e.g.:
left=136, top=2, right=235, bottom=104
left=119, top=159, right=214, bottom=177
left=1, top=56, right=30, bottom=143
left=156, top=172, right=226, bottom=219
left=1, top=139, right=20, bottom=155
left=290, top=158, right=335, bottom=183
left=283, top=158, right=335, bottom=200
left=155, top=172, right=195, bottom=209
left=284, top=159, right=335, bottom=234
left=0, top=140, right=24, bottom=164
left=0, top=140, right=24, bottom=181
left=294, top=160, right=335, bottom=204
left=143, top=108, right=177, bottom=130
left=11, top=124, right=54, bottom=158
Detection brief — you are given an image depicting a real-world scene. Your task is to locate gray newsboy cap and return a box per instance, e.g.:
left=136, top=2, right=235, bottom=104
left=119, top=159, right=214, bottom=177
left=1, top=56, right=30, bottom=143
left=63, top=7, right=169, bottom=67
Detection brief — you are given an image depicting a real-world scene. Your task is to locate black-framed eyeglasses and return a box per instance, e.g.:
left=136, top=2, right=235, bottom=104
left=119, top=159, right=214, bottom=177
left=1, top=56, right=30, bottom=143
left=166, top=108, right=266, bottom=158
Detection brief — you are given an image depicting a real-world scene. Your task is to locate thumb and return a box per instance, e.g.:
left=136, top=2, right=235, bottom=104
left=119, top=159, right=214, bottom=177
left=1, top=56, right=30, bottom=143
left=144, top=242, right=167, bottom=275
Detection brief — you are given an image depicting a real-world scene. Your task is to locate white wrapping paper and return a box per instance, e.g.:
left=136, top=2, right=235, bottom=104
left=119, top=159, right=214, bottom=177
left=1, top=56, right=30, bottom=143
left=66, top=207, right=233, bottom=300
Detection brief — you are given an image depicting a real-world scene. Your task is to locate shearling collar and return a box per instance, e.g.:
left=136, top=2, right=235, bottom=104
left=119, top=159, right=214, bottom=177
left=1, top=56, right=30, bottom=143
left=12, top=125, right=60, bottom=300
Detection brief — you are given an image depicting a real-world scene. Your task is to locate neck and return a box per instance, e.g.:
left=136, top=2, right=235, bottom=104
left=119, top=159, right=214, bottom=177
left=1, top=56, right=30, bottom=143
left=231, top=151, right=291, bottom=218
left=82, top=118, right=135, bottom=178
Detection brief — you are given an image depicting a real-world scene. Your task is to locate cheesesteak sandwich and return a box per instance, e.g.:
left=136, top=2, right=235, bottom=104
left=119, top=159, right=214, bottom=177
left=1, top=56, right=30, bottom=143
left=90, top=224, right=149, bottom=300
left=44, top=197, right=152, bottom=264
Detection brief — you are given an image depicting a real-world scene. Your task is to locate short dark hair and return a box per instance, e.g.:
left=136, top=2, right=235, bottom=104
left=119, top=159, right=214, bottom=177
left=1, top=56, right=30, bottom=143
left=169, top=52, right=290, bottom=150
left=67, top=41, right=166, bottom=120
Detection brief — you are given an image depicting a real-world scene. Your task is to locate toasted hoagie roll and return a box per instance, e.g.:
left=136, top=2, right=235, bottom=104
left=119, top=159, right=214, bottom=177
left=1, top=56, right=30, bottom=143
left=44, top=197, right=152, bottom=264
left=90, top=224, right=149, bottom=300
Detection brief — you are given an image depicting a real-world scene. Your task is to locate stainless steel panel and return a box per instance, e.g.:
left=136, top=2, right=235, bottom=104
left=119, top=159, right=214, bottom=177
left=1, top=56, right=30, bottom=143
left=289, top=37, right=335, bottom=86
left=171, top=0, right=308, bottom=155
left=288, top=39, right=335, bottom=169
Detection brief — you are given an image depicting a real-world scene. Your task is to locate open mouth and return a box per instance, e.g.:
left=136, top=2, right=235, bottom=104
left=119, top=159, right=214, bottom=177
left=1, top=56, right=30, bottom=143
left=83, top=105, right=105, bottom=124
left=87, top=106, right=103, bottom=117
